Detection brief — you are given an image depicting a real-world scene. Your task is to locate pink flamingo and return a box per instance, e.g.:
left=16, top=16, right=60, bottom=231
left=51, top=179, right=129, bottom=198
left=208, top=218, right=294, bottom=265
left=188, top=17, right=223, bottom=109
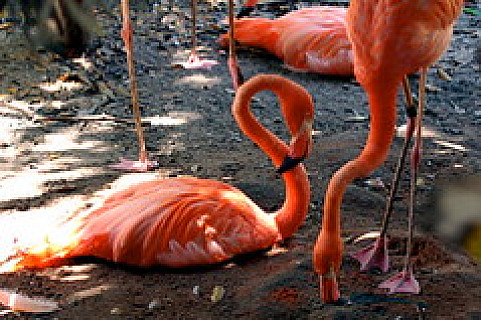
left=314, top=0, right=464, bottom=302
left=219, top=7, right=353, bottom=76
left=1, top=74, right=313, bottom=272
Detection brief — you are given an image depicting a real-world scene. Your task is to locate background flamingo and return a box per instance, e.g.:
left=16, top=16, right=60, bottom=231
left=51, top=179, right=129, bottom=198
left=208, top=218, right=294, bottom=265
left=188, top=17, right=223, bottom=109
left=219, top=7, right=353, bottom=76
left=1, top=74, right=313, bottom=272
left=314, top=0, right=464, bottom=303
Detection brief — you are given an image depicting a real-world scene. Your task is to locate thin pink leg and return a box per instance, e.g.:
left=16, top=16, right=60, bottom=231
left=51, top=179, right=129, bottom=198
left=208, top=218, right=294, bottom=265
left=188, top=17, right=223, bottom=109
left=181, top=0, right=218, bottom=69
left=379, top=68, right=427, bottom=294
left=352, top=76, right=415, bottom=272
left=110, top=0, right=157, bottom=172
left=228, top=0, right=244, bottom=90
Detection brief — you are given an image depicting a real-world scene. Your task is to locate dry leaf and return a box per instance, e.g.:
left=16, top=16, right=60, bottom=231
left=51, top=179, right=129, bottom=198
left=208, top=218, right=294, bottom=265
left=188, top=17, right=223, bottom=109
left=210, top=286, right=225, bottom=303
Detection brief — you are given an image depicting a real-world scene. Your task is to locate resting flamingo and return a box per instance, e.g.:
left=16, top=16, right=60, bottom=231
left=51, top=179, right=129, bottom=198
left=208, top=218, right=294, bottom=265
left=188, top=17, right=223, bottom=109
left=313, top=0, right=464, bottom=302
left=1, top=74, right=313, bottom=272
left=219, top=7, right=353, bottom=76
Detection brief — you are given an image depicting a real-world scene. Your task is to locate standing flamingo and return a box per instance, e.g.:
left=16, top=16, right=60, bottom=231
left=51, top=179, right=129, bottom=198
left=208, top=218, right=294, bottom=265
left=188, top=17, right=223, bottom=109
left=1, top=74, right=313, bottom=272
left=110, top=0, right=157, bottom=171
left=219, top=7, right=353, bottom=76
left=313, top=0, right=464, bottom=302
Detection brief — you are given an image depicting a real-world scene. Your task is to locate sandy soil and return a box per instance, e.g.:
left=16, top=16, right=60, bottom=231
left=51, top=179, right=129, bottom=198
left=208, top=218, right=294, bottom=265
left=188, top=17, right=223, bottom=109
left=0, top=0, right=480, bottom=319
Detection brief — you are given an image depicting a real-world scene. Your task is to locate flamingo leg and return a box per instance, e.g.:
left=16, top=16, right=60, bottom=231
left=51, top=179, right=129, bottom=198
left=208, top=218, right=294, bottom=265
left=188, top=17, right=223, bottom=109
left=228, top=0, right=244, bottom=90
left=181, top=0, right=218, bottom=69
left=352, top=76, right=416, bottom=272
left=110, top=0, right=157, bottom=171
left=379, top=68, right=427, bottom=294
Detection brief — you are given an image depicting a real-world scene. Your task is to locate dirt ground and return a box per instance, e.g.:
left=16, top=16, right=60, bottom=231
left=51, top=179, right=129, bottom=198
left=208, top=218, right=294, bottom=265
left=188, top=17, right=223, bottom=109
left=0, top=0, right=480, bottom=319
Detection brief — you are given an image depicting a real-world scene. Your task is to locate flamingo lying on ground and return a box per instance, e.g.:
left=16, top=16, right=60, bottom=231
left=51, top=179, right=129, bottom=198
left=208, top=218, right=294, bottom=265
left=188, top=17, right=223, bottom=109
left=314, top=0, right=464, bottom=302
left=1, top=74, right=313, bottom=272
left=219, top=7, right=353, bottom=76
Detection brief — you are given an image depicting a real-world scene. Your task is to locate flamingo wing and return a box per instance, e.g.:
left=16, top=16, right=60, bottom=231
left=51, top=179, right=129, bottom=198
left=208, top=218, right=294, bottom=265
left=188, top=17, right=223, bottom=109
left=76, top=177, right=280, bottom=267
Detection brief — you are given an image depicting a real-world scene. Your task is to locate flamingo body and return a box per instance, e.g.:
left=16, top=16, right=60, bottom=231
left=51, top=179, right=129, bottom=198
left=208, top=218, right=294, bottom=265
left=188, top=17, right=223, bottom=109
left=2, top=75, right=313, bottom=272
left=67, top=178, right=279, bottom=268
left=219, top=7, right=353, bottom=76
left=314, top=0, right=464, bottom=302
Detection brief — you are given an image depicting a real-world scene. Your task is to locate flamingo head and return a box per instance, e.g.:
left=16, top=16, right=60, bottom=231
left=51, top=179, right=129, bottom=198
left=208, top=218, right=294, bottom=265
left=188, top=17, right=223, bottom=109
left=277, top=118, right=313, bottom=174
left=313, top=230, right=342, bottom=303
left=277, top=83, right=314, bottom=173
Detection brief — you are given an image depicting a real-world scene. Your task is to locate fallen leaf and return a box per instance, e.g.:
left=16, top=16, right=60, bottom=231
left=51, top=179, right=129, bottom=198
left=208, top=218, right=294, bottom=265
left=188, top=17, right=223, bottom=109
left=210, top=286, right=225, bottom=303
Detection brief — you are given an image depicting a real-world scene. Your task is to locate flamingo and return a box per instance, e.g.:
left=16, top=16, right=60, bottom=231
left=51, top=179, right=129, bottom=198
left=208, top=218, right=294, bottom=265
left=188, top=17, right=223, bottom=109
left=109, top=0, right=157, bottom=171
left=1, top=74, right=313, bottom=272
left=219, top=7, right=353, bottom=76
left=314, top=0, right=464, bottom=302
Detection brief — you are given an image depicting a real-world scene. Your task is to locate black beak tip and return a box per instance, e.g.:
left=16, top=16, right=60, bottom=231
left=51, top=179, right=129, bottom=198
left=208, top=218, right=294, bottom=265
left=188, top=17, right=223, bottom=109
left=276, top=156, right=304, bottom=174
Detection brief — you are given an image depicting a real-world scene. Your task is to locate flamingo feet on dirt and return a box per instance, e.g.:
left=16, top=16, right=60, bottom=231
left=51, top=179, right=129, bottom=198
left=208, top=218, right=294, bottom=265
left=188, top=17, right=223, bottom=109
left=351, top=235, right=389, bottom=273
left=179, top=52, right=219, bottom=69
left=379, top=267, right=420, bottom=294
left=109, top=158, right=158, bottom=172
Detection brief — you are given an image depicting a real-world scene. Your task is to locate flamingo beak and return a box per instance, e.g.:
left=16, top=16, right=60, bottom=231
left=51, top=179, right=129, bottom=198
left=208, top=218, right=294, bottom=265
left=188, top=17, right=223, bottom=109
left=276, top=119, right=313, bottom=174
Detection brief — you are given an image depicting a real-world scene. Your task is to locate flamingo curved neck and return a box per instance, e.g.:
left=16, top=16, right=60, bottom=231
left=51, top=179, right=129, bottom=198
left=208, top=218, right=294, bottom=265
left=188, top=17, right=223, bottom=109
left=232, top=75, right=310, bottom=239
left=321, top=82, right=398, bottom=235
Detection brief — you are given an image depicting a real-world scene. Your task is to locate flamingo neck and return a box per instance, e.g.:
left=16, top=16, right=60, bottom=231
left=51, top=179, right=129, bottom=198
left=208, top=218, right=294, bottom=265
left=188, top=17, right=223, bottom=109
left=321, top=80, right=399, bottom=235
left=232, top=75, right=310, bottom=240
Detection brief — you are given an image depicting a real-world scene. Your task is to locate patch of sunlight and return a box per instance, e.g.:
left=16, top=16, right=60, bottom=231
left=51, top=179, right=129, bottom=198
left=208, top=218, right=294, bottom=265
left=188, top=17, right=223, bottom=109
left=57, top=275, right=90, bottom=281
left=39, top=265, right=94, bottom=281
left=0, top=167, right=102, bottom=201
left=223, top=262, right=236, bottom=269
left=34, top=156, right=88, bottom=171
left=266, top=246, right=288, bottom=257
left=0, top=195, right=88, bottom=251
left=2, top=99, right=43, bottom=117
left=100, top=172, right=163, bottom=197
left=173, top=46, right=213, bottom=58
left=396, top=124, right=438, bottom=138
left=65, top=285, right=113, bottom=304
left=32, top=127, right=108, bottom=152
left=39, top=79, right=83, bottom=93
left=175, top=74, right=222, bottom=86
left=144, top=111, right=201, bottom=126
left=143, top=115, right=188, bottom=126
left=58, top=264, right=98, bottom=273
left=433, top=139, right=468, bottom=152
left=72, top=57, right=93, bottom=70
left=49, top=100, right=66, bottom=109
